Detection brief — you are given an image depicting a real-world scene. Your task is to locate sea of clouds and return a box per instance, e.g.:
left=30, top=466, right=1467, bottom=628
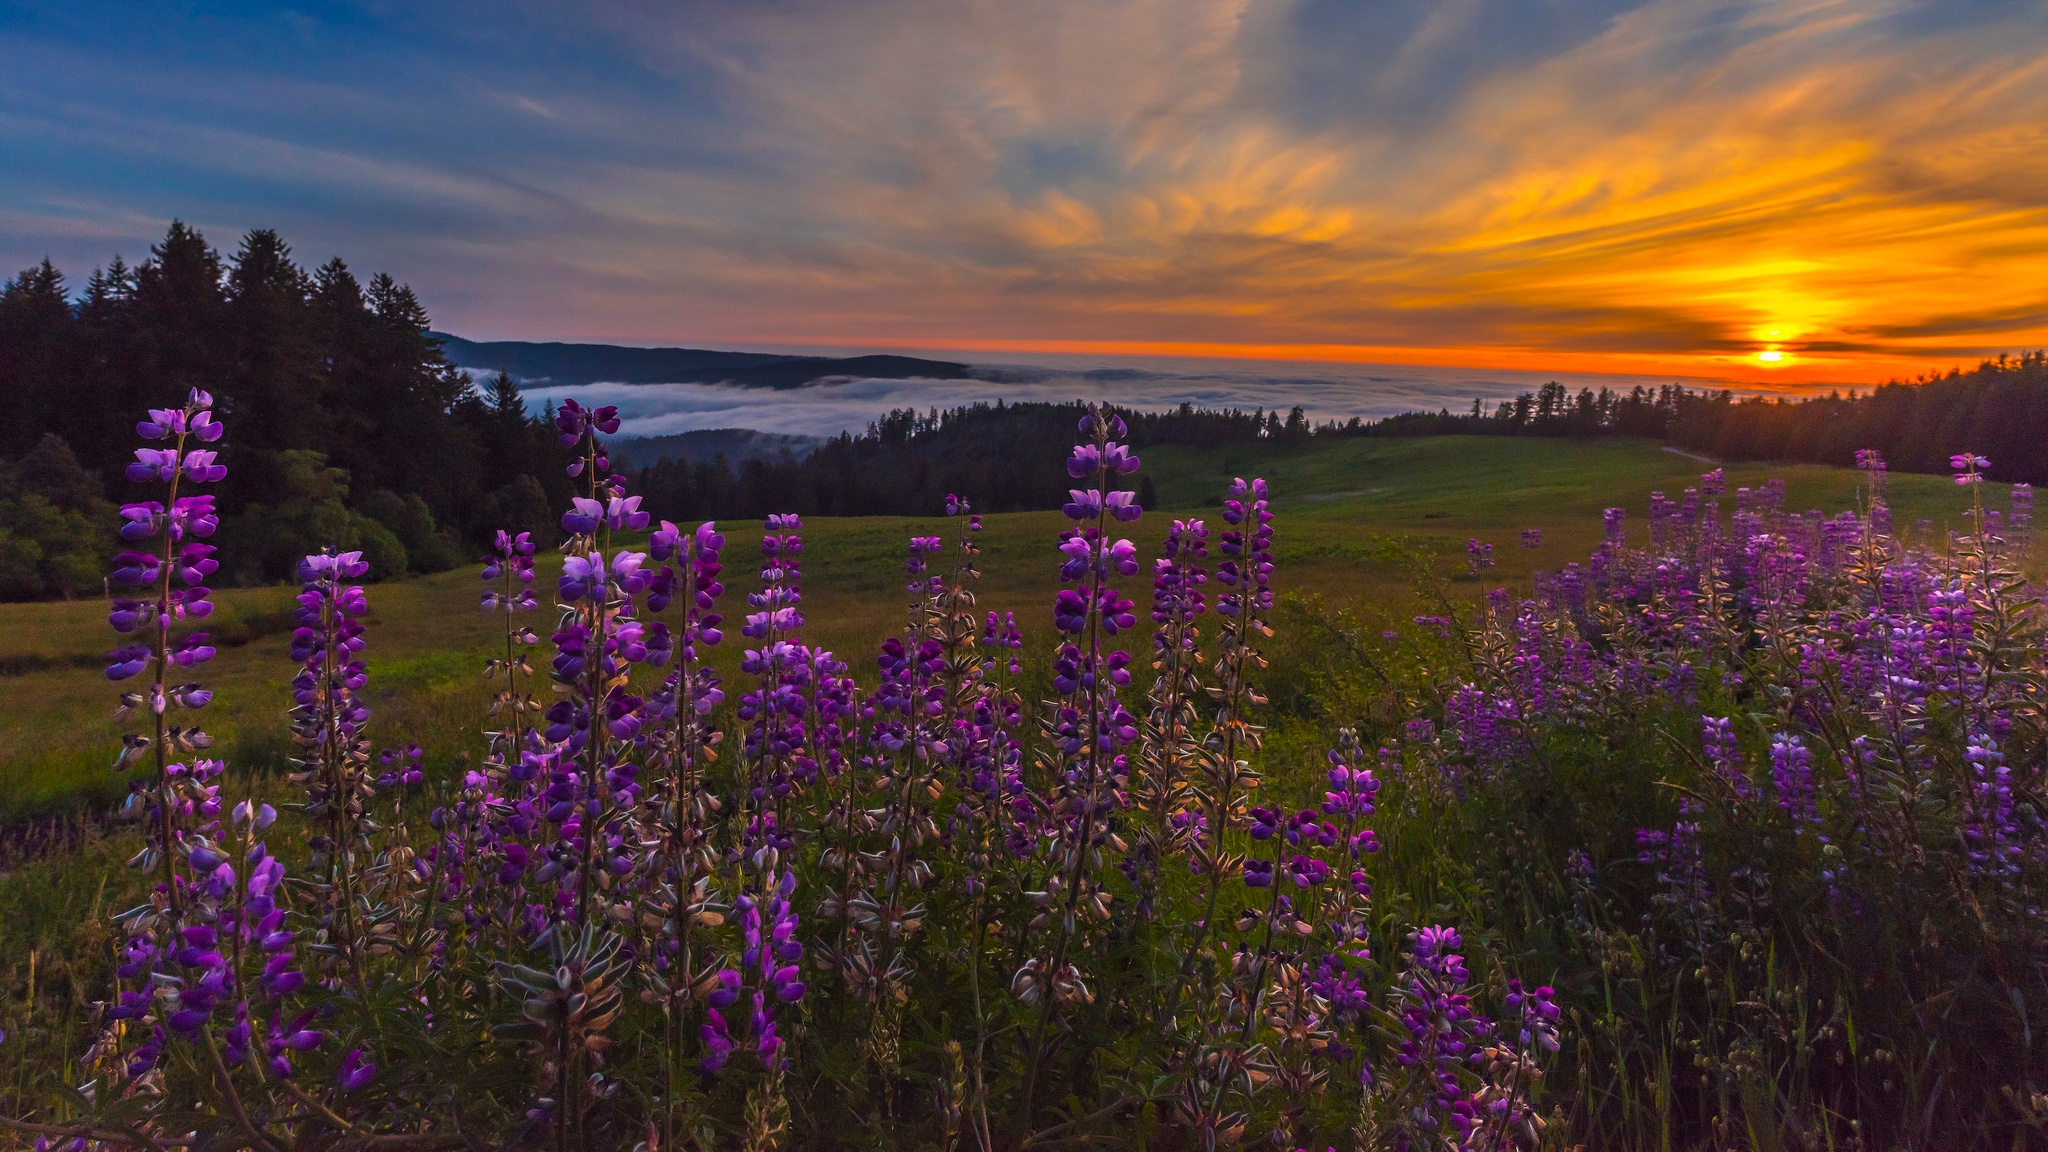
left=516, top=351, right=1725, bottom=440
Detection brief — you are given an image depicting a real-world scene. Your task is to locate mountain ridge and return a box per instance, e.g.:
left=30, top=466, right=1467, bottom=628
left=432, top=332, right=974, bottom=390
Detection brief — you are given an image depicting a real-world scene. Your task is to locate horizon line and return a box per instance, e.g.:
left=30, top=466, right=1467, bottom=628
left=437, top=330, right=2022, bottom=392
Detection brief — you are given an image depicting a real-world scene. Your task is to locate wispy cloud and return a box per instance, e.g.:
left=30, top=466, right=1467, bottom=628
left=2, top=0, right=2044, bottom=385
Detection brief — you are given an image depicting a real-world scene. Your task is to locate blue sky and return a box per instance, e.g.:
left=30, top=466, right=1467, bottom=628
left=4, top=0, right=2046, bottom=384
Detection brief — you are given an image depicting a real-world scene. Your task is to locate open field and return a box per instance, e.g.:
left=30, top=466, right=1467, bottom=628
left=0, top=435, right=2003, bottom=825
left=3, top=431, right=2039, bottom=1147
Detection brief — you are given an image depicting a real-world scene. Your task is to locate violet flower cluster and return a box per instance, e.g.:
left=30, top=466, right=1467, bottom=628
left=1420, top=451, right=2048, bottom=1141
left=50, top=392, right=1591, bottom=1152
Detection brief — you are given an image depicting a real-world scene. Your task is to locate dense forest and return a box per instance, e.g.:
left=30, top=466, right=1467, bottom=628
left=0, top=223, right=570, bottom=597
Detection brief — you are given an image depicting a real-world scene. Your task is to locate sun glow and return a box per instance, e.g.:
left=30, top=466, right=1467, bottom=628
left=1757, top=349, right=1786, bottom=363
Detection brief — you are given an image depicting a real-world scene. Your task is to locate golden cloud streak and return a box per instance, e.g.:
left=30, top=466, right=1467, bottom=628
left=473, top=0, right=2048, bottom=390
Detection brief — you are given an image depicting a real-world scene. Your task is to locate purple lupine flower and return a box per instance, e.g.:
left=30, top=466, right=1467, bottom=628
left=1962, top=738, right=2021, bottom=881
left=1285, top=855, right=1331, bottom=888
left=481, top=530, right=540, bottom=613
left=2009, top=483, right=2034, bottom=540
left=288, top=546, right=382, bottom=991
left=555, top=398, right=621, bottom=444
left=559, top=552, right=607, bottom=601
left=1466, top=538, right=1495, bottom=573
left=106, top=645, right=151, bottom=681
left=336, top=1047, right=376, bottom=1092
left=906, top=534, right=946, bottom=595
left=1603, top=506, right=1625, bottom=543
left=1638, top=797, right=1710, bottom=921
left=698, top=1008, right=735, bottom=1073
left=1770, top=733, right=1819, bottom=829
left=103, top=387, right=243, bottom=1081
left=1505, top=979, right=1562, bottom=1053
left=708, top=868, right=805, bottom=1072
left=1323, top=755, right=1381, bottom=819
left=1702, top=716, right=1751, bottom=800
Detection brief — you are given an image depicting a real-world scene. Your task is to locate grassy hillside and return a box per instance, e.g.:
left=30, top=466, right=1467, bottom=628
left=0, top=436, right=2002, bottom=824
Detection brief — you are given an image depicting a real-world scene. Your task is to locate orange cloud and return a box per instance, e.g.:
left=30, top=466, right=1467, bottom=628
left=124, top=0, right=2021, bottom=393
left=492, top=0, right=2040, bottom=390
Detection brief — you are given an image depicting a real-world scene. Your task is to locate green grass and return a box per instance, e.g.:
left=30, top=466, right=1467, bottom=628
left=0, top=435, right=2007, bottom=825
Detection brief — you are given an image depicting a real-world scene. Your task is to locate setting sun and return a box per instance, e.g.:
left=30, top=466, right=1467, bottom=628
left=1757, top=350, right=1786, bottom=363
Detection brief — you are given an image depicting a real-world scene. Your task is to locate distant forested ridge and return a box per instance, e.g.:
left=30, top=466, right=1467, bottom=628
left=434, top=333, right=973, bottom=389
left=1665, top=352, right=2048, bottom=482
left=0, top=222, right=571, bottom=594
left=1366, top=353, right=2048, bottom=484
left=609, top=429, right=826, bottom=470
left=627, top=402, right=1308, bottom=520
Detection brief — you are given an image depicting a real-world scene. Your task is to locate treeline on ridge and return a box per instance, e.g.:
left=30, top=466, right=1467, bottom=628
left=628, top=402, right=1312, bottom=520
left=0, top=222, right=572, bottom=598
left=632, top=354, right=2048, bottom=520
left=1373, top=355, right=2048, bottom=484
left=1666, top=351, right=2048, bottom=480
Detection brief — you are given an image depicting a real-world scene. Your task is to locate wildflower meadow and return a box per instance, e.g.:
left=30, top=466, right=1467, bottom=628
left=1, top=390, right=2043, bottom=1152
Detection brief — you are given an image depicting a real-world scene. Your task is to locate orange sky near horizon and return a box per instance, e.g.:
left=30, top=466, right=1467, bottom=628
left=732, top=335, right=1991, bottom=390
left=5, top=0, right=2048, bottom=391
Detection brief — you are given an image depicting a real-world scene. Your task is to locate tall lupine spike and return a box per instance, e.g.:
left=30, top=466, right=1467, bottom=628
left=827, top=537, right=947, bottom=1068
left=1129, top=515, right=1210, bottom=919
left=638, top=519, right=733, bottom=1142
left=1206, top=739, right=1375, bottom=1148
left=739, top=514, right=810, bottom=818
left=853, top=516, right=988, bottom=1069
left=1358, top=926, right=1550, bottom=1148
left=96, top=388, right=237, bottom=1097
left=481, top=529, right=543, bottom=739
left=108, top=387, right=227, bottom=898
left=1146, top=473, right=1279, bottom=1143
left=1015, top=403, right=1144, bottom=1133
left=536, top=395, right=656, bottom=1145
left=1176, top=478, right=1273, bottom=947
left=458, top=528, right=546, bottom=923
left=934, top=492, right=1020, bottom=1144
left=91, top=392, right=323, bottom=1131
left=701, top=865, right=805, bottom=1149
left=1769, top=732, right=1820, bottom=830
left=1466, top=537, right=1495, bottom=573
left=288, top=549, right=377, bottom=983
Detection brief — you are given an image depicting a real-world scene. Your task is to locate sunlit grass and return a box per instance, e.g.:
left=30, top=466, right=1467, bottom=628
left=0, top=435, right=2001, bottom=824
